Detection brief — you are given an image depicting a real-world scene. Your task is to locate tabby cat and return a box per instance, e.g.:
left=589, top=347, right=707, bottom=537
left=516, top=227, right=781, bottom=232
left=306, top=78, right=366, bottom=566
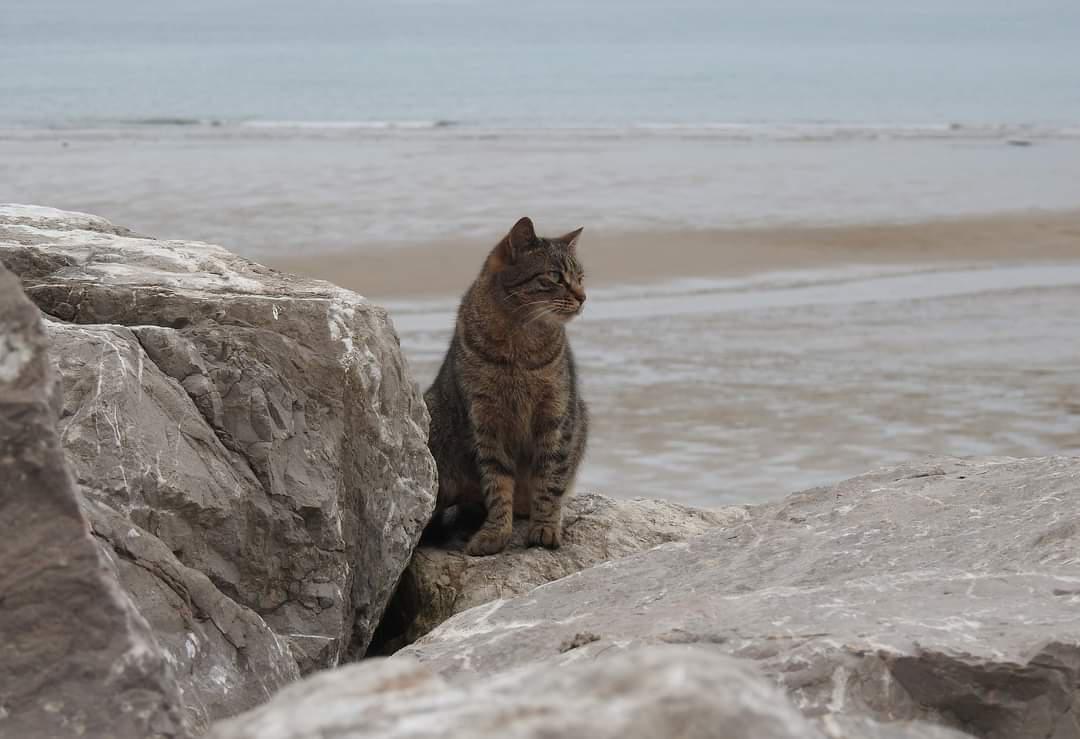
left=424, top=216, right=589, bottom=556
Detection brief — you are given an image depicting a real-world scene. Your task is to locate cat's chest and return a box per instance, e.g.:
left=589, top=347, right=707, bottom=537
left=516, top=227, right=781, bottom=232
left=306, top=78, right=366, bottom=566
left=479, top=368, right=566, bottom=435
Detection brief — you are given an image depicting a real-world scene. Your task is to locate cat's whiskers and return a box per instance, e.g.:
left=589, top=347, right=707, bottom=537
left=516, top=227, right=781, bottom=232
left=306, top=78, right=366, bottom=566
left=524, top=306, right=558, bottom=327
left=512, top=299, right=554, bottom=315
left=502, top=287, right=531, bottom=303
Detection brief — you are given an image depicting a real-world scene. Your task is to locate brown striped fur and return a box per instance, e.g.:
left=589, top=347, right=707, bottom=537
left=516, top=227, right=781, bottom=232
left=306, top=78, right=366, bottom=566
left=424, top=217, right=589, bottom=556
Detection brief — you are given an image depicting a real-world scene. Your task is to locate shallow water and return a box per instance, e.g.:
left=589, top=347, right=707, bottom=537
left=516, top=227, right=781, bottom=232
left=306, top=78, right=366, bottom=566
left=4, top=126, right=1080, bottom=255
left=389, top=262, right=1080, bottom=505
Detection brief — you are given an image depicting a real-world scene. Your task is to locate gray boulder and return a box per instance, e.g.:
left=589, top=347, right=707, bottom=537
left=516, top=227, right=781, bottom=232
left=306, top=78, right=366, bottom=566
left=819, top=717, right=974, bottom=739
left=44, top=318, right=300, bottom=729
left=0, top=262, right=188, bottom=738
left=402, top=457, right=1080, bottom=739
left=371, top=492, right=736, bottom=652
left=86, top=495, right=298, bottom=731
left=207, top=647, right=831, bottom=739
left=0, top=205, right=437, bottom=724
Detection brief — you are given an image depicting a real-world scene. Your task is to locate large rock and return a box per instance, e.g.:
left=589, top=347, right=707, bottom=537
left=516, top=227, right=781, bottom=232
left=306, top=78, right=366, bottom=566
left=0, top=262, right=188, bottom=738
left=371, top=493, right=736, bottom=652
left=207, top=647, right=835, bottom=739
left=0, top=205, right=437, bottom=724
left=42, top=319, right=301, bottom=729
left=86, top=496, right=299, bottom=731
left=402, top=457, right=1080, bottom=739
left=820, top=717, right=974, bottom=739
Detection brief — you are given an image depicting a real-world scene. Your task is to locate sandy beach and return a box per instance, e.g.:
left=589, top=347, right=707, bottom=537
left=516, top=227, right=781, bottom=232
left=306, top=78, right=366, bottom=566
left=303, top=210, right=1080, bottom=506
left=269, top=209, right=1080, bottom=300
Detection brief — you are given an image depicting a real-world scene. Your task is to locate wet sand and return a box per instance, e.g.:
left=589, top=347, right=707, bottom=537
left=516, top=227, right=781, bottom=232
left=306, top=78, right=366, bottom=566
left=387, top=260, right=1080, bottom=506
left=269, top=209, right=1080, bottom=301
left=312, top=211, right=1080, bottom=506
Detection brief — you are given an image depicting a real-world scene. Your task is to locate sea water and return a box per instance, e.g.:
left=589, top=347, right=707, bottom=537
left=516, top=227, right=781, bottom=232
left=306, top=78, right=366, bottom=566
left=4, top=0, right=1080, bottom=252
left=4, top=0, right=1080, bottom=128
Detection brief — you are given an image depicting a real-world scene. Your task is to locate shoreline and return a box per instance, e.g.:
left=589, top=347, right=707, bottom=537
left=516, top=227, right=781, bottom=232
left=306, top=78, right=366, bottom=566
left=266, top=208, right=1080, bottom=301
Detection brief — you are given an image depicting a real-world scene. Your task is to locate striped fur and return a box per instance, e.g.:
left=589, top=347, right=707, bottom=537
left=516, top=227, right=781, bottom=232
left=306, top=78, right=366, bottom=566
left=424, top=217, right=589, bottom=556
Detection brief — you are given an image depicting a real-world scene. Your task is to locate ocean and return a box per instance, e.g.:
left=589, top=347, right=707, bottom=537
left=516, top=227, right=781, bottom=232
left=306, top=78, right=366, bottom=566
left=4, top=1, right=1080, bottom=253
left=4, top=0, right=1080, bottom=128
left=4, top=0, right=1080, bottom=252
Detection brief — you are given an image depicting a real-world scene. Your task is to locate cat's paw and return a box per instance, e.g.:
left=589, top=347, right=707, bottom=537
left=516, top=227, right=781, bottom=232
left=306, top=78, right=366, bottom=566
left=527, top=522, right=561, bottom=550
left=465, top=524, right=512, bottom=557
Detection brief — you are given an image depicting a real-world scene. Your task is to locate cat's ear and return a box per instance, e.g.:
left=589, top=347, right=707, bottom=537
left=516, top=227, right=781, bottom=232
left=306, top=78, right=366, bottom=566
left=560, top=226, right=584, bottom=251
left=508, top=216, right=536, bottom=254
left=495, top=216, right=535, bottom=267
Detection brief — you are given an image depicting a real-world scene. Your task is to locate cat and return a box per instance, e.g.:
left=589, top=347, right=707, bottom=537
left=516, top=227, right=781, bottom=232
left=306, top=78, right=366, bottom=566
left=424, top=216, right=589, bottom=556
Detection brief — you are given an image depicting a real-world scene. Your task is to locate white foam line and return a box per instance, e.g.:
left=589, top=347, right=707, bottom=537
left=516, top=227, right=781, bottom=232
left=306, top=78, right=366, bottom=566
left=388, top=262, right=1080, bottom=333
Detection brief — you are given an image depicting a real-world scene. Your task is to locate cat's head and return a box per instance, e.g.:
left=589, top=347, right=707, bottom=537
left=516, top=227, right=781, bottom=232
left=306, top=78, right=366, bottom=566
left=487, top=216, right=586, bottom=325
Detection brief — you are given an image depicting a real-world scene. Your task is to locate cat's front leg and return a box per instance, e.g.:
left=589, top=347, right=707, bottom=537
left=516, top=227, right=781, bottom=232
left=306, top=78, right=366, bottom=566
left=527, top=430, right=572, bottom=550
left=465, top=440, right=515, bottom=556
left=528, top=493, right=563, bottom=549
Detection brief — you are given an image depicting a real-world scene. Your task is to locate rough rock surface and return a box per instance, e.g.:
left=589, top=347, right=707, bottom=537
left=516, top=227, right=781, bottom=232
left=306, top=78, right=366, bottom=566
left=87, top=496, right=299, bottom=730
left=0, top=262, right=188, bottom=738
left=819, top=717, right=973, bottom=739
left=403, top=457, right=1080, bottom=739
left=42, top=319, right=300, bottom=728
left=371, top=492, right=736, bottom=652
left=0, top=205, right=437, bottom=725
left=207, top=647, right=834, bottom=739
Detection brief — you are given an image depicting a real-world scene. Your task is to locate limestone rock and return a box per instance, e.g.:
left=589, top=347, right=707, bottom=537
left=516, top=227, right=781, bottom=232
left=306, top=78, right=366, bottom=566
left=372, top=493, right=736, bottom=652
left=402, top=457, right=1080, bottom=739
left=0, top=262, right=188, bottom=738
left=86, top=496, right=299, bottom=731
left=207, top=647, right=831, bottom=739
left=0, top=205, right=437, bottom=721
left=819, top=716, right=974, bottom=739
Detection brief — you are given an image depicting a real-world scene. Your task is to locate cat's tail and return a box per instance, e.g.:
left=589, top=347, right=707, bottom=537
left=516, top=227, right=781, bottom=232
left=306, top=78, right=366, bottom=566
left=419, top=502, right=488, bottom=547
